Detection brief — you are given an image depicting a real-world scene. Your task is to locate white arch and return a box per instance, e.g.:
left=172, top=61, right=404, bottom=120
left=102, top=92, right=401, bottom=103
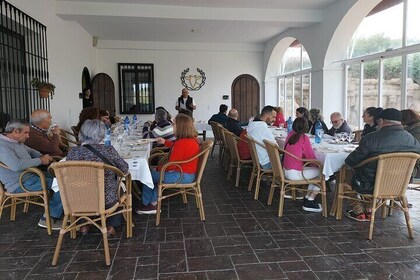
left=265, top=37, right=296, bottom=81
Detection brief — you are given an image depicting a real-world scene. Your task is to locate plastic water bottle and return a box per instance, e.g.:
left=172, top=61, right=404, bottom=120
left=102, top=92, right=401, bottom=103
left=104, top=127, right=112, bottom=147
left=131, top=114, right=138, bottom=130
left=287, top=117, right=293, bottom=134
left=124, top=116, right=130, bottom=132
left=314, top=121, right=323, bottom=144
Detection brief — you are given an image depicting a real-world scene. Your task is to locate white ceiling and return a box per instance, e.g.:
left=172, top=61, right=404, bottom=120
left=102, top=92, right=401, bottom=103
left=55, top=0, right=340, bottom=44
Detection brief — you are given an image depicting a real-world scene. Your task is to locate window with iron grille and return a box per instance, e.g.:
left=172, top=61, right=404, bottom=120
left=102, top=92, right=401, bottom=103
left=0, top=0, right=50, bottom=132
left=118, top=63, right=155, bottom=114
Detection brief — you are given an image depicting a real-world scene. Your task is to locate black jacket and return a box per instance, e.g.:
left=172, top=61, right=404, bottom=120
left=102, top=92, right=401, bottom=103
left=225, top=117, right=243, bottom=137
left=208, top=113, right=229, bottom=126
left=345, top=125, right=420, bottom=194
left=327, top=120, right=352, bottom=136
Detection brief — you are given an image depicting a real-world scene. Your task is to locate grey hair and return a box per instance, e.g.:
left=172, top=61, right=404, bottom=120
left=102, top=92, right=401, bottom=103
left=31, top=110, right=50, bottom=125
left=155, top=108, right=167, bottom=122
left=5, top=119, right=29, bottom=133
left=79, top=119, right=106, bottom=144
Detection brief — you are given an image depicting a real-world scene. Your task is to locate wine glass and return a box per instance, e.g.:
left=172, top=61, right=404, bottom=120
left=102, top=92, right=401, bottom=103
left=116, top=134, right=124, bottom=150
left=347, top=133, right=355, bottom=143
left=334, top=133, right=341, bottom=143
left=340, top=132, right=348, bottom=143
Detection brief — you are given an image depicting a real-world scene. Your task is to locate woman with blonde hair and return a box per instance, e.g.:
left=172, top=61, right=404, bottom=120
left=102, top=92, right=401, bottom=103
left=136, top=114, right=200, bottom=214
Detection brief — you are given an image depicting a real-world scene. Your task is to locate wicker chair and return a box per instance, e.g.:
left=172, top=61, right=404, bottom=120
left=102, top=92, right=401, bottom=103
left=209, top=121, right=223, bottom=158
left=156, top=140, right=213, bottom=225
left=335, top=152, right=420, bottom=240
left=223, top=130, right=252, bottom=187
left=245, top=135, right=273, bottom=201
left=59, top=128, right=79, bottom=147
left=0, top=162, right=53, bottom=235
left=263, top=140, right=327, bottom=217
left=48, top=161, right=133, bottom=265
left=353, top=129, right=363, bottom=142
left=70, top=126, right=79, bottom=142
left=218, top=125, right=230, bottom=169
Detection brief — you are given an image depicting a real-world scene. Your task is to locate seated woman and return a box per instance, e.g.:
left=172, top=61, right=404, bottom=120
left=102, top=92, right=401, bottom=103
left=136, top=114, right=200, bottom=214
left=273, top=107, right=286, bottom=128
left=66, top=119, right=129, bottom=236
left=73, top=107, right=100, bottom=136
left=309, top=108, right=328, bottom=135
left=296, top=107, right=312, bottom=133
left=142, top=108, right=176, bottom=143
left=361, top=107, right=383, bottom=139
left=283, top=117, right=322, bottom=213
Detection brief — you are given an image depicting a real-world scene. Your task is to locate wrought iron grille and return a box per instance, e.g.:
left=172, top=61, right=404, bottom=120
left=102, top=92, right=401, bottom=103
left=0, top=0, right=49, bottom=132
left=118, top=63, right=155, bottom=114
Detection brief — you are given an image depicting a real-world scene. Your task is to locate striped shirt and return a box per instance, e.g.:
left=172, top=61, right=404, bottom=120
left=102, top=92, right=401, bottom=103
left=142, top=120, right=176, bottom=142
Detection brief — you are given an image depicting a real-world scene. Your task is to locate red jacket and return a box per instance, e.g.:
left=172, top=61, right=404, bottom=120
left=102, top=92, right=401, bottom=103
left=237, top=130, right=251, bottom=160
left=159, top=138, right=200, bottom=173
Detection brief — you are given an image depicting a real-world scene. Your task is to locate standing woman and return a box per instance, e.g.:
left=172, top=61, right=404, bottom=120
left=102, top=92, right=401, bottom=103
left=296, top=107, right=312, bottom=133
left=136, top=114, right=200, bottom=214
left=273, top=107, right=286, bottom=128
left=283, top=117, right=322, bottom=213
left=361, top=107, right=383, bottom=138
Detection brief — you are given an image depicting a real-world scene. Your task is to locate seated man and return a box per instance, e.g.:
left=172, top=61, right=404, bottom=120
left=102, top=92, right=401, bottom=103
left=247, top=105, right=277, bottom=169
left=25, top=109, right=67, bottom=157
left=225, top=108, right=244, bottom=137
left=0, top=119, right=63, bottom=229
left=326, top=112, right=352, bottom=136
left=344, top=108, right=420, bottom=221
left=142, top=108, right=176, bottom=142
left=208, top=104, right=229, bottom=126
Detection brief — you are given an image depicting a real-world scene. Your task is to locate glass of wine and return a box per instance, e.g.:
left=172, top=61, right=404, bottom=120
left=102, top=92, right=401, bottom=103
left=347, top=133, right=355, bottom=143
left=334, top=133, right=341, bottom=143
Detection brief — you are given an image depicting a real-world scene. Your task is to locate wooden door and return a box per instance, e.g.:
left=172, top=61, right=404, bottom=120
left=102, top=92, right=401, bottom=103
left=231, top=74, right=260, bottom=123
left=91, top=73, right=115, bottom=115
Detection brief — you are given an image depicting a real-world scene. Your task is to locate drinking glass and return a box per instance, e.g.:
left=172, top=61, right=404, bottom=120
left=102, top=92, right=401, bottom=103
left=340, top=132, right=348, bottom=143
left=334, top=133, right=341, bottom=143
left=347, top=133, right=355, bottom=143
left=116, top=134, right=124, bottom=149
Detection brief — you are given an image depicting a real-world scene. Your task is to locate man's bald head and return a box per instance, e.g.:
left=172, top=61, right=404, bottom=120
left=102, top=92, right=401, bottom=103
left=228, top=109, right=239, bottom=120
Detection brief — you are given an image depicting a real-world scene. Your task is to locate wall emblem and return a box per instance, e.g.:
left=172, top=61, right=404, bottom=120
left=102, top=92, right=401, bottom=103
left=180, top=68, right=206, bottom=91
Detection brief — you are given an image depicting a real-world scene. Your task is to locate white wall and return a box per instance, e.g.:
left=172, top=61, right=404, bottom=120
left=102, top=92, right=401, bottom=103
left=8, top=0, right=96, bottom=129
left=96, top=41, right=264, bottom=122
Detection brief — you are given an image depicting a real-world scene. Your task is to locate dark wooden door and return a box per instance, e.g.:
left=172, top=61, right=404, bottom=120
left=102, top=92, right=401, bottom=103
left=92, top=73, right=115, bottom=115
left=231, top=74, right=260, bottom=123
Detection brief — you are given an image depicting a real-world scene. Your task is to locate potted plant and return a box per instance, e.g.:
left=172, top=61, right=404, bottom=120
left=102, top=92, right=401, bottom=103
left=31, top=78, right=56, bottom=99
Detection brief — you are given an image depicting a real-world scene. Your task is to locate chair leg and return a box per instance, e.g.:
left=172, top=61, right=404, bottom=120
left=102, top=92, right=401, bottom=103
left=100, top=215, right=111, bottom=266
left=52, top=215, right=68, bottom=265
left=253, top=173, right=261, bottom=200
left=23, top=200, right=30, bottom=213
left=278, top=184, right=285, bottom=217
left=43, top=194, right=52, bottom=236
left=70, top=216, right=76, bottom=239
left=10, top=198, right=16, bottom=221
left=368, top=199, right=378, bottom=240
left=268, top=180, right=276, bottom=205
left=181, top=190, right=188, bottom=203
left=248, top=168, right=256, bottom=192
left=235, top=164, right=241, bottom=187
left=336, top=183, right=344, bottom=220
left=227, top=161, right=233, bottom=181
left=401, top=196, right=414, bottom=239
left=156, top=186, right=162, bottom=226
left=196, top=185, right=205, bottom=221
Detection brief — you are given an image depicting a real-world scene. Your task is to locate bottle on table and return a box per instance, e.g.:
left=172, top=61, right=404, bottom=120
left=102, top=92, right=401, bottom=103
left=287, top=117, right=293, bottom=134
left=314, top=121, right=323, bottom=144
left=104, top=127, right=112, bottom=147
left=124, top=116, right=130, bottom=132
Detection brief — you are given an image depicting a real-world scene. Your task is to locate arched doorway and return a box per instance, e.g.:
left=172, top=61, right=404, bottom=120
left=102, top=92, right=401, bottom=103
left=91, top=73, right=115, bottom=115
left=231, top=74, right=260, bottom=123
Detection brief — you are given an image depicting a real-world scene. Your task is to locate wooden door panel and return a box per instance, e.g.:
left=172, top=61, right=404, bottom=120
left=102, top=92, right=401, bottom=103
left=231, top=74, right=260, bottom=123
left=92, top=73, right=116, bottom=115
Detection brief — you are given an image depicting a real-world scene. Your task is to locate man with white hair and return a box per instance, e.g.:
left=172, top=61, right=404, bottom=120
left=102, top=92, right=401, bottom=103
left=344, top=108, right=420, bottom=221
left=0, top=119, right=63, bottom=229
left=326, top=112, right=352, bottom=136
left=25, top=109, right=67, bottom=157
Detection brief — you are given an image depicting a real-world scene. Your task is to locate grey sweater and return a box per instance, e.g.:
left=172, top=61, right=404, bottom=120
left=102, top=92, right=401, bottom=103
left=0, top=135, right=42, bottom=193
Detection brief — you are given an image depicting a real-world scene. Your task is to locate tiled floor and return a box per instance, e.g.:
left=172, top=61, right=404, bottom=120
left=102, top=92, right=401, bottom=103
left=1, top=156, right=420, bottom=279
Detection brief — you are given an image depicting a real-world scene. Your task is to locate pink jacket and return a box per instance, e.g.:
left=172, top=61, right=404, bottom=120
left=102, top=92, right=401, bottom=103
left=283, top=131, right=316, bottom=171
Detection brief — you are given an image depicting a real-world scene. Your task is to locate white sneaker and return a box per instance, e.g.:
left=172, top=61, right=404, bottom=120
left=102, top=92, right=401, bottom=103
left=284, top=194, right=304, bottom=200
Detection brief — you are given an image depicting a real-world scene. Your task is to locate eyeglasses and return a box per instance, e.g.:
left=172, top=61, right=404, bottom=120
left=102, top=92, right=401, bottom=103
left=331, top=119, right=343, bottom=124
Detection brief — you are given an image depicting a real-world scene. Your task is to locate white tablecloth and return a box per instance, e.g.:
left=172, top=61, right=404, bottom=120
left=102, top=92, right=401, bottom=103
left=275, top=136, right=355, bottom=180
left=195, top=122, right=211, bottom=131
left=51, top=141, right=154, bottom=192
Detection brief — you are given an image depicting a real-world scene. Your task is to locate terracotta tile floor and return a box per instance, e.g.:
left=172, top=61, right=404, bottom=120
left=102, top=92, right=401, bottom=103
left=1, top=156, right=420, bottom=279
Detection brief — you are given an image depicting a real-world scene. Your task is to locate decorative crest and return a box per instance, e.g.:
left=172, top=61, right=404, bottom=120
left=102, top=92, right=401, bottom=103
left=180, top=68, right=206, bottom=91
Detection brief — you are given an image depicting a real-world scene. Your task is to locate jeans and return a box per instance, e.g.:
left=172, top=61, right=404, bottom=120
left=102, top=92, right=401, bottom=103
left=13, top=172, right=64, bottom=219
left=141, top=170, right=196, bottom=206
left=260, top=162, right=272, bottom=170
